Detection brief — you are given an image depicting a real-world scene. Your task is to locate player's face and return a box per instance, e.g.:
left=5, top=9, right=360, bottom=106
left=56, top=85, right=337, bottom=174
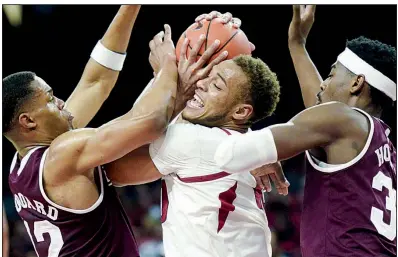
left=316, top=62, right=353, bottom=105
left=182, top=60, right=248, bottom=127
left=26, top=77, right=74, bottom=138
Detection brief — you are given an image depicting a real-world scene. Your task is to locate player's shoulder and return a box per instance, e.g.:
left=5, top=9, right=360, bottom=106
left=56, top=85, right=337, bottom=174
left=49, top=128, right=94, bottom=156
left=46, top=128, right=96, bottom=173
left=298, top=101, right=364, bottom=124
left=308, top=101, right=353, bottom=114
left=167, top=123, right=227, bottom=138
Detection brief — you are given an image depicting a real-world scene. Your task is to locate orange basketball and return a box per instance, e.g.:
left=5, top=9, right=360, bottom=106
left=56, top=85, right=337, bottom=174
left=175, top=17, right=252, bottom=63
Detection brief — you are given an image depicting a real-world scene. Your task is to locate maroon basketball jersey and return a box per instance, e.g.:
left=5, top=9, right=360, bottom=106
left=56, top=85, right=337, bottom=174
left=301, top=109, right=396, bottom=257
left=8, top=146, right=140, bottom=257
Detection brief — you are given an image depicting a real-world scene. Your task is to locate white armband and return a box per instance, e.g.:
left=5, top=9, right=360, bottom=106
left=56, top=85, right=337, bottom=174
left=90, top=40, right=126, bottom=71
left=214, top=128, right=278, bottom=173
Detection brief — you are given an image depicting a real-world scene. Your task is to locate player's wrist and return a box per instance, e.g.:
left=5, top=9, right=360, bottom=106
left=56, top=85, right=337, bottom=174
left=288, top=38, right=306, bottom=49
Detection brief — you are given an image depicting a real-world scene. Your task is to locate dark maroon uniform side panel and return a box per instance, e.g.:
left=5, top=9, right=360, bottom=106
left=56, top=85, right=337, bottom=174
left=9, top=147, right=140, bottom=257
left=301, top=113, right=396, bottom=257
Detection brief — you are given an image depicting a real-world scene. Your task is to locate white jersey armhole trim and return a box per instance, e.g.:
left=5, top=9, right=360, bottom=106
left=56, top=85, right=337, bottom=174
left=10, top=152, right=18, bottom=174
left=39, top=148, right=105, bottom=214
left=10, top=147, right=44, bottom=175
left=305, top=107, right=374, bottom=173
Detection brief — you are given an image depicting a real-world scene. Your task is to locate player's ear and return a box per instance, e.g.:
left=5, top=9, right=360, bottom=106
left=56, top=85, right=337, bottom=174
left=232, top=104, right=253, bottom=123
left=350, top=74, right=366, bottom=95
left=19, top=112, right=37, bottom=130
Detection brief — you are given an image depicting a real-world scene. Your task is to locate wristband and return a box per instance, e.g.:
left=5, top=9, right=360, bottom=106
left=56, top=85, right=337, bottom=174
left=90, top=40, right=126, bottom=71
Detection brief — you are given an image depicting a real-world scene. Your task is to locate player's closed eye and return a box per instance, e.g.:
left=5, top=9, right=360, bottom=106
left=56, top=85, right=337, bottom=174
left=213, top=84, right=221, bottom=90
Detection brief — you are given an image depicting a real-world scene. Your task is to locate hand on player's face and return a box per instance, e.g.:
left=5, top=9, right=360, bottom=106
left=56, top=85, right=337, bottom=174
left=177, top=33, right=228, bottom=107
left=194, top=11, right=255, bottom=52
left=251, top=162, right=290, bottom=196
left=149, top=24, right=176, bottom=75
left=182, top=60, right=247, bottom=127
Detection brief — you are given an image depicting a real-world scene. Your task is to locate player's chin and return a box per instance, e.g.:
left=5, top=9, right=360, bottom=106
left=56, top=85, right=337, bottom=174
left=182, top=105, right=206, bottom=120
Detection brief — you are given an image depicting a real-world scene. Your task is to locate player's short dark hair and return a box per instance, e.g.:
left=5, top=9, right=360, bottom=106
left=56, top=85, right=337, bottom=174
left=347, top=36, right=396, bottom=110
left=233, top=55, right=280, bottom=124
left=3, top=71, right=37, bottom=133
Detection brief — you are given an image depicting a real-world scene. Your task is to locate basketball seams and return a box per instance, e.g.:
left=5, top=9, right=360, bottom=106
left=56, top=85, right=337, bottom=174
left=205, top=19, right=213, bottom=51
left=214, top=30, right=240, bottom=55
left=184, top=32, right=202, bottom=57
left=180, top=21, right=247, bottom=62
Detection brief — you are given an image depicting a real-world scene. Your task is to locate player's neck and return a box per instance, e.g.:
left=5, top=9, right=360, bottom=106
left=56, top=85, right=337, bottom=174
left=5, top=131, right=51, bottom=158
left=220, top=123, right=250, bottom=133
left=356, top=103, right=382, bottom=118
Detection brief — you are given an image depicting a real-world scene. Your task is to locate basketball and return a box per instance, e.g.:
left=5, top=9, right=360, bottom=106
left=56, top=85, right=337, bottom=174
left=176, top=17, right=252, bottom=63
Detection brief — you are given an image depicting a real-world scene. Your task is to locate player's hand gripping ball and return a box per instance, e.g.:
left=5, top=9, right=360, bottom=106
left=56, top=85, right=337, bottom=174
left=176, top=17, right=252, bottom=63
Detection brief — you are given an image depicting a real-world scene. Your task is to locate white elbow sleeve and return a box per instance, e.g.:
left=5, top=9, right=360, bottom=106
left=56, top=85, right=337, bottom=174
left=214, top=128, right=278, bottom=173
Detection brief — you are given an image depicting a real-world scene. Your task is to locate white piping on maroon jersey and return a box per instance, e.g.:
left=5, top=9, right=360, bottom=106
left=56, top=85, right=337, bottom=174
left=9, top=147, right=44, bottom=176
left=39, top=148, right=105, bottom=214
left=305, top=107, right=375, bottom=173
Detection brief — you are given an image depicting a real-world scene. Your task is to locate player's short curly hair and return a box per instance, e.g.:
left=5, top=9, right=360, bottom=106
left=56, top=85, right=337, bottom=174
left=233, top=55, right=280, bottom=124
left=347, top=36, right=396, bottom=109
left=3, top=71, right=36, bottom=133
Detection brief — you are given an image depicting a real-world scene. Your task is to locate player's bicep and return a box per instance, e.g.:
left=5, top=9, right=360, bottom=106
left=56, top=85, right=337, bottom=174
left=45, top=129, right=96, bottom=183
left=106, top=145, right=162, bottom=186
left=270, top=122, right=330, bottom=160
left=78, top=117, right=162, bottom=171
left=270, top=102, right=347, bottom=160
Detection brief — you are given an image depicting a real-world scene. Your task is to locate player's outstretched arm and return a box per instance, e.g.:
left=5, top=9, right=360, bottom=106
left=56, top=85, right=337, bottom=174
left=44, top=55, right=178, bottom=184
left=65, top=5, right=141, bottom=129
left=215, top=102, right=358, bottom=173
left=288, top=5, right=323, bottom=108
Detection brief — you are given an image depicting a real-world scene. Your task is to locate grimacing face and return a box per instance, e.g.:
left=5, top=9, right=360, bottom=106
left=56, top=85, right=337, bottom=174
left=182, top=60, right=250, bottom=127
left=316, top=62, right=355, bottom=105
left=21, top=76, right=74, bottom=139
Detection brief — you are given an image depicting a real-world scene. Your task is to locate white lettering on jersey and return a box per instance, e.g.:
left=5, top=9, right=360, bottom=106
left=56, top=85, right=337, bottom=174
left=47, top=206, right=58, bottom=221
left=13, top=193, right=58, bottom=220
left=375, top=143, right=392, bottom=168
left=33, top=200, right=46, bottom=215
left=14, top=194, right=22, bottom=212
left=25, top=197, right=36, bottom=211
left=18, top=193, right=28, bottom=208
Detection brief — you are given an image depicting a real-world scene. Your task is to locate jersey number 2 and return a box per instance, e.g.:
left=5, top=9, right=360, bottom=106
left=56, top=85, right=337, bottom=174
left=370, top=171, right=396, bottom=241
left=23, top=220, right=64, bottom=257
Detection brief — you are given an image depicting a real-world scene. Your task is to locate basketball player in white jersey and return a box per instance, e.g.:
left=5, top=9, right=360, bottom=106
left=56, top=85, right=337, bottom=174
left=106, top=19, right=289, bottom=256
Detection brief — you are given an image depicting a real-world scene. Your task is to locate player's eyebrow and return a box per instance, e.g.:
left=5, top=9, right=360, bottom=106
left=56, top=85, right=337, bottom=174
left=47, top=89, right=53, bottom=94
left=217, top=73, right=227, bottom=86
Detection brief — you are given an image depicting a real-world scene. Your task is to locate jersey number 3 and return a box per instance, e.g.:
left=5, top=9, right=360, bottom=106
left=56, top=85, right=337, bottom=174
left=23, top=220, right=64, bottom=257
left=370, top=171, right=396, bottom=241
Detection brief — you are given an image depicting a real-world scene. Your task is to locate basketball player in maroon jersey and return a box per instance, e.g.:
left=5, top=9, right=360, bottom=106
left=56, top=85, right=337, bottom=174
left=214, top=5, right=396, bottom=257
left=3, top=5, right=181, bottom=257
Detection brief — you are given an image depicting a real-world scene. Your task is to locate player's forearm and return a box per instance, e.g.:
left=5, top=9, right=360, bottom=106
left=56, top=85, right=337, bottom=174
left=117, top=62, right=178, bottom=125
left=81, top=5, right=141, bottom=85
left=214, top=104, right=344, bottom=173
left=64, top=5, right=141, bottom=129
left=101, top=5, right=141, bottom=55
left=289, top=43, right=323, bottom=108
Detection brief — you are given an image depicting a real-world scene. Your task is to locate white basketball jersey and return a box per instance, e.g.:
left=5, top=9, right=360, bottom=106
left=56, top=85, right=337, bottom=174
left=149, top=123, right=272, bottom=257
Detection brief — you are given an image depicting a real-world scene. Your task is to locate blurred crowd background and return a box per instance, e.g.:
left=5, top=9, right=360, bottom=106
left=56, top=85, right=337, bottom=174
left=2, top=5, right=396, bottom=257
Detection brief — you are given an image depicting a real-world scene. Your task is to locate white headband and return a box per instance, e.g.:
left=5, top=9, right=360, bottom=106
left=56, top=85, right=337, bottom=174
left=337, top=48, right=396, bottom=101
